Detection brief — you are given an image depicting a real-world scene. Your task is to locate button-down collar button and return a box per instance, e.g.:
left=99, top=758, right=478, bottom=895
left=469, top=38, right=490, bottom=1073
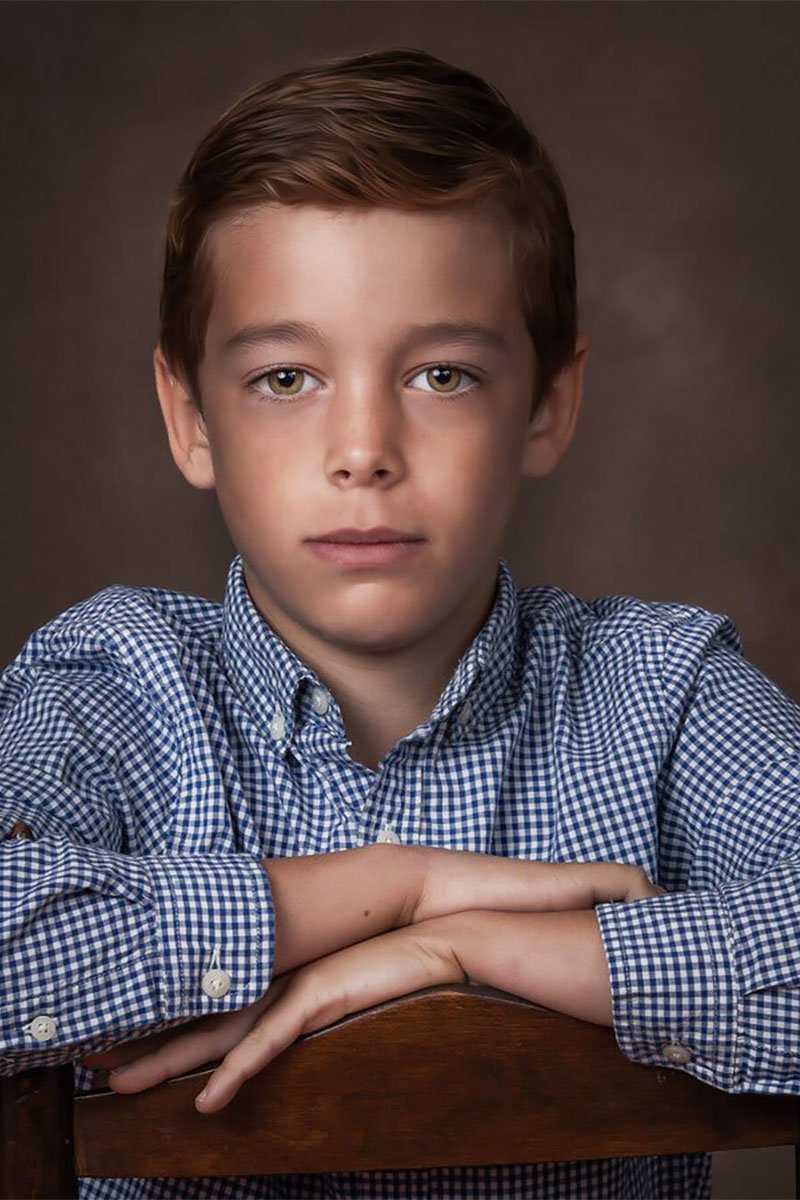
left=376, top=827, right=401, bottom=844
left=26, top=1014, right=59, bottom=1042
left=311, top=687, right=331, bottom=716
left=458, top=698, right=473, bottom=725
left=201, top=968, right=232, bottom=999
left=268, top=712, right=286, bottom=740
left=663, top=1041, right=692, bottom=1065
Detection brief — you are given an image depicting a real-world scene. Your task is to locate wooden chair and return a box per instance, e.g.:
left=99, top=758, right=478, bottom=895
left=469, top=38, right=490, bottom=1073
left=2, top=983, right=798, bottom=1199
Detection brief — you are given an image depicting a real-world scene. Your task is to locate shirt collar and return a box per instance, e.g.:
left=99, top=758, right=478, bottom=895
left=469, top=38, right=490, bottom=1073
left=422, top=556, right=521, bottom=741
left=221, top=555, right=521, bottom=756
left=221, top=557, right=320, bottom=748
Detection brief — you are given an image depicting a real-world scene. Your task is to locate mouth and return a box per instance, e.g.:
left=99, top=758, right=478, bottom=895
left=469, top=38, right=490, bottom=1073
left=304, top=529, right=426, bottom=568
left=307, top=527, right=425, bottom=545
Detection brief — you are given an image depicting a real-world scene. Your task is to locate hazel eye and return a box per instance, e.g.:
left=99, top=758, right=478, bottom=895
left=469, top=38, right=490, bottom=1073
left=248, top=366, right=319, bottom=401
left=246, top=361, right=481, bottom=404
left=409, top=364, right=479, bottom=397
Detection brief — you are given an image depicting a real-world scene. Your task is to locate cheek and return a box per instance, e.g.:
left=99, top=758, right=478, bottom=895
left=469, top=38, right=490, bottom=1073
left=413, top=448, right=515, bottom=551
left=435, top=421, right=522, bottom=505
left=210, top=409, right=283, bottom=467
left=208, top=428, right=288, bottom=518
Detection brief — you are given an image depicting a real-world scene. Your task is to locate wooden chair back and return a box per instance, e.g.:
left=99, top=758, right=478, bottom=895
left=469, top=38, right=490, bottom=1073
left=2, top=984, right=798, bottom=1199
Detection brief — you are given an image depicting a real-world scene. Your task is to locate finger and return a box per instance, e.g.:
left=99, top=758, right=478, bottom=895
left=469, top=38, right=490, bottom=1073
left=109, top=973, right=297, bottom=1093
left=81, top=1027, right=182, bottom=1071
left=195, top=982, right=311, bottom=1112
left=108, top=1017, right=242, bottom=1094
left=193, top=933, right=446, bottom=1114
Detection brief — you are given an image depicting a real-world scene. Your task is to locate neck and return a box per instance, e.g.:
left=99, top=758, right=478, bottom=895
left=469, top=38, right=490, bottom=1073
left=245, top=563, right=500, bottom=770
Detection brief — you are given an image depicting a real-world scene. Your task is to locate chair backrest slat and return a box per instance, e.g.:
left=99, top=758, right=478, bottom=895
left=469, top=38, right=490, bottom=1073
left=3, top=985, right=798, bottom=1198
left=67, top=986, right=799, bottom=1181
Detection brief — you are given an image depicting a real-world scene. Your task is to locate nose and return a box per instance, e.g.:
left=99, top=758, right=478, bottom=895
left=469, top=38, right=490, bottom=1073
left=324, top=386, right=405, bottom=488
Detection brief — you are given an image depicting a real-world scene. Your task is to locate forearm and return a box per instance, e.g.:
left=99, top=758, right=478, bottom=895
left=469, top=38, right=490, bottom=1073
left=262, top=844, right=426, bottom=975
left=1, top=837, right=272, bottom=1071
left=262, top=846, right=660, bottom=980
left=423, top=908, right=613, bottom=1026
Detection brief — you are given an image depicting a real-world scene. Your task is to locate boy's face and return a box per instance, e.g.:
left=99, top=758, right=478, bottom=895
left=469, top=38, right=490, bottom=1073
left=156, top=202, right=587, bottom=657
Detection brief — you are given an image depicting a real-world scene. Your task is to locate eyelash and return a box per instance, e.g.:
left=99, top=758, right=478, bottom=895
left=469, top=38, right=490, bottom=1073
left=245, top=363, right=482, bottom=404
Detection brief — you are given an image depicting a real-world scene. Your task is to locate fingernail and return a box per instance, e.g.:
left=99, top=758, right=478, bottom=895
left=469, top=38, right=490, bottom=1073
left=195, top=1088, right=208, bottom=1106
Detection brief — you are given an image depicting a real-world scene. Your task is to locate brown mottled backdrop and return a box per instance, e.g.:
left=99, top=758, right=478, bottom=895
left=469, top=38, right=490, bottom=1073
left=0, top=3, right=797, bottom=1194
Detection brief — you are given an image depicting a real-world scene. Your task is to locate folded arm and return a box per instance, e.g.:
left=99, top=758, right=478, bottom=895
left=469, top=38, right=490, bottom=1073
left=596, top=616, right=800, bottom=1096
left=101, top=906, right=612, bottom=1112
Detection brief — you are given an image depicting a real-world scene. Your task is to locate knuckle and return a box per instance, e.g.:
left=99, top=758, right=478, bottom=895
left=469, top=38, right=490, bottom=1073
left=232, top=1056, right=262, bottom=1085
left=142, top=1054, right=175, bottom=1082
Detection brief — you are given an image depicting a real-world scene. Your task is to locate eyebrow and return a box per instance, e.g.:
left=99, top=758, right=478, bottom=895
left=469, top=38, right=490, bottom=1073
left=222, top=319, right=509, bottom=357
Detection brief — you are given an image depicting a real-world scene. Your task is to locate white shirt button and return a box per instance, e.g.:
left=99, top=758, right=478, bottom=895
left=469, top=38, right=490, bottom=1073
left=201, top=968, right=232, bottom=998
left=458, top=699, right=473, bottom=724
left=268, top=712, right=286, bottom=740
left=376, top=827, right=401, bottom=844
left=311, top=687, right=331, bottom=716
left=26, top=1014, right=59, bottom=1042
left=663, top=1041, right=692, bottom=1065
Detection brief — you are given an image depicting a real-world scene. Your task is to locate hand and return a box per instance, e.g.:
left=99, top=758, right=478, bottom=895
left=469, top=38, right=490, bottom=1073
left=83, top=925, right=465, bottom=1113
left=413, top=851, right=665, bottom=925
left=420, top=908, right=616, bottom=1026
left=80, top=973, right=298, bottom=1076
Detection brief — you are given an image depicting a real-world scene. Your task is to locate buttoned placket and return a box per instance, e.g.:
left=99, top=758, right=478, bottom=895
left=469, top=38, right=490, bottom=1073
left=290, top=682, right=375, bottom=849
left=365, top=738, right=410, bottom=847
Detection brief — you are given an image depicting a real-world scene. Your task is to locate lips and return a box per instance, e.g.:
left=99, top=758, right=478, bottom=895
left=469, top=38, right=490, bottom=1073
left=305, top=532, right=426, bottom=568
left=308, top=527, right=424, bottom=544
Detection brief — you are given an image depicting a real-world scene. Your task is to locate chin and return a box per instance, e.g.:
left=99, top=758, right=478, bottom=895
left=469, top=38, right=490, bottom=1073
left=312, top=610, right=433, bottom=654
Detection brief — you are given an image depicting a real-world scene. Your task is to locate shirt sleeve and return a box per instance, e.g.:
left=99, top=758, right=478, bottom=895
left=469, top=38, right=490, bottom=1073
left=0, top=659, right=278, bottom=1075
left=595, top=618, right=800, bottom=1095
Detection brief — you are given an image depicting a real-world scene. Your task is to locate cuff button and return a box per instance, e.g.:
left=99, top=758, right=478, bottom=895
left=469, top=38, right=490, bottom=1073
left=25, top=1014, right=59, bottom=1042
left=201, top=968, right=232, bottom=998
left=663, top=1041, right=692, bottom=1065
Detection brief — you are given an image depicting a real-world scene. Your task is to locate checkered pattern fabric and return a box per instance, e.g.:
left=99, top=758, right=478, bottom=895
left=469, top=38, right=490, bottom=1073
left=1, top=555, right=797, bottom=1199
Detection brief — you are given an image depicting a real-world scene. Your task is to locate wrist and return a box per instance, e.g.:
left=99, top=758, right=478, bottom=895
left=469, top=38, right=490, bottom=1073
left=391, top=842, right=432, bottom=929
left=262, top=842, right=429, bottom=975
left=423, top=908, right=613, bottom=1026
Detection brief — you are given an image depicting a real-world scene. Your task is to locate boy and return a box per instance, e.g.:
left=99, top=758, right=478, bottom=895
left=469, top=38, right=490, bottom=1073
left=2, top=44, right=798, bottom=1200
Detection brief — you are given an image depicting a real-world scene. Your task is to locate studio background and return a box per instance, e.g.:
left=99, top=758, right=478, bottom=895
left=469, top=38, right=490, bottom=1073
left=1, top=3, right=798, bottom=1196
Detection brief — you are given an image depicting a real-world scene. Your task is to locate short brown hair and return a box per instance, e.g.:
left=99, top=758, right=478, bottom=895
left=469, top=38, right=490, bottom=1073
left=158, top=46, right=577, bottom=411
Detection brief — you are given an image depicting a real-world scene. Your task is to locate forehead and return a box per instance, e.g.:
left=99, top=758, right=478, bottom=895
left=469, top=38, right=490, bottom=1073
left=203, top=202, right=527, bottom=351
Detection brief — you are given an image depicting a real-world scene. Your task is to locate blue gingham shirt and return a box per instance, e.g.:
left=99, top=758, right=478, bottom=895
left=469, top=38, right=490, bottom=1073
left=1, top=555, right=798, bottom=1199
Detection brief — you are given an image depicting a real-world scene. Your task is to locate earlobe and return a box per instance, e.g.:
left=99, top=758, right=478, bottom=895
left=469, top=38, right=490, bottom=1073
left=522, top=333, right=590, bottom=478
left=153, top=347, right=216, bottom=491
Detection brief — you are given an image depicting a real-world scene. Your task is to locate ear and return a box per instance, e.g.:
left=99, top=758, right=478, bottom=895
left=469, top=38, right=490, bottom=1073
left=153, top=347, right=216, bottom=490
left=522, top=332, right=590, bottom=478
